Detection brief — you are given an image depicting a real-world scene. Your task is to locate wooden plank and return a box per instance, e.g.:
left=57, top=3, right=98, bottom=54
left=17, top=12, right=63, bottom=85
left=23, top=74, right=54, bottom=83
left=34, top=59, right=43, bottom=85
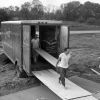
left=91, top=68, right=100, bottom=75
left=33, top=69, right=93, bottom=100
left=70, top=30, right=100, bottom=34
left=34, top=48, right=57, bottom=67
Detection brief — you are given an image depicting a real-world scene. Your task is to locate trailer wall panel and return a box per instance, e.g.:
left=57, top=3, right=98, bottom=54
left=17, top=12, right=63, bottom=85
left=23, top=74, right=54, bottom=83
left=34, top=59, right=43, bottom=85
left=1, top=23, right=22, bottom=67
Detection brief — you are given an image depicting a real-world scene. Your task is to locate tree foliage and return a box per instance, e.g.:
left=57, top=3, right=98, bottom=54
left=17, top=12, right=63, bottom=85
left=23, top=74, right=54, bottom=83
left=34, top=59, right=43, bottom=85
left=0, top=8, right=10, bottom=22
left=0, top=0, right=100, bottom=25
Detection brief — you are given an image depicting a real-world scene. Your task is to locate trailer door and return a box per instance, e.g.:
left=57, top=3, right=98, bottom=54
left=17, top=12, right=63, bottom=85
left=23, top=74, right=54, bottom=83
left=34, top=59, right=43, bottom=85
left=23, top=25, right=31, bottom=73
left=60, top=26, right=69, bottom=52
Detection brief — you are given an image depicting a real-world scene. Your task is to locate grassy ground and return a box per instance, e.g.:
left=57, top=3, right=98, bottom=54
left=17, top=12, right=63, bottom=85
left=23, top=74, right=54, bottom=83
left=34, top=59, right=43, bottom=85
left=63, top=21, right=100, bottom=30
left=68, top=33, right=100, bottom=83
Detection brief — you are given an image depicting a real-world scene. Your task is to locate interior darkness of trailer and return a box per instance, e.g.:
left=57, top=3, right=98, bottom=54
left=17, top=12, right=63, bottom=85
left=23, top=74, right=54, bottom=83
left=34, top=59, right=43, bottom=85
left=30, top=25, right=59, bottom=71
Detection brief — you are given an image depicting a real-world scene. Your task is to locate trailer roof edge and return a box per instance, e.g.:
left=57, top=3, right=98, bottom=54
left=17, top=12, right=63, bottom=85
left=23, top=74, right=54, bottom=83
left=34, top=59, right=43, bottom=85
left=1, top=21, right=21, bottom=24
left=1, top=20, right=63, bottom=25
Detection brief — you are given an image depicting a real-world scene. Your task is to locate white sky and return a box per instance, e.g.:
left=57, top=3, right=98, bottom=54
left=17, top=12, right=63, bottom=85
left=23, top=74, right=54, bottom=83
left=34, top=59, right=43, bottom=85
left=0, top=0, right=100, bottom=8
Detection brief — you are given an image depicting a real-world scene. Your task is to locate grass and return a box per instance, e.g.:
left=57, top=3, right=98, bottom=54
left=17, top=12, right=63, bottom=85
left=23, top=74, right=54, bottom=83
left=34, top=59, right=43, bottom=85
left=70, top=33, right=100, bottom=63
left=67, top=32, right=100, bottom=83
left=63, top=21, right=100, bottom=30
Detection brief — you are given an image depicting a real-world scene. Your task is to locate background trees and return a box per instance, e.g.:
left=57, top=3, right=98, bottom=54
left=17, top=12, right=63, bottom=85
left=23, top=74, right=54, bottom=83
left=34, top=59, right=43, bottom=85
left=0, top=8, right=10, bottom=22
left=0, top=0, right=100, bottom=25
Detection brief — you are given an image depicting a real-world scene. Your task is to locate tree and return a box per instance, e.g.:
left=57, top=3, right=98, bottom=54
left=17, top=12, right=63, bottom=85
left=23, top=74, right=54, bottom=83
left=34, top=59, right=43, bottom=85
left=55, top=10, right=63, bottom=20
left=0, top=8, right=10, bottom=22
left=20, top=2, right=31, bottom=19
left=62, top=1, right=81, bottom=21
left=20, top=8, right=31, bottom=20
left=84, top=2, right=96, bottom=18
left=21, top=2, right=31, bottom=10
left=30, top=0, right=44, bottom=19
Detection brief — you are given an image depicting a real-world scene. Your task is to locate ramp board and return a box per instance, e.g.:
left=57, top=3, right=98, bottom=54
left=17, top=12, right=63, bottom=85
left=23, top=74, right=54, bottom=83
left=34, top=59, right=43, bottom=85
left=91, top=68, right=100, bottom=75
left=34, top=48, right=57, bottom=67
left=70, top=30, right=100, bottom=34
left=33, top=69, right=97, bottom=100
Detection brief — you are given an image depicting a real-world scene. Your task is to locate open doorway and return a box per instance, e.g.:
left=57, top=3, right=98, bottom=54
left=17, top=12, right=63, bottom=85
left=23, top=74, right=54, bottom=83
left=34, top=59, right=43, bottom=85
left=31, top=25, right=60, bottom=71
left=30, top=25, right=51, bottom=71
left=31, top=25, right=35, bottom=39
left=30, top=25, right=35, bottom=65
left=39, top=25, right=59, bottom=58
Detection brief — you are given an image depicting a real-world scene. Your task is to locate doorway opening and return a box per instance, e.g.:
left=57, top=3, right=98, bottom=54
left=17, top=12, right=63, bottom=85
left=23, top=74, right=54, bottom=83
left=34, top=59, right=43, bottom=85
left=31, top=25, right=60, bottom=71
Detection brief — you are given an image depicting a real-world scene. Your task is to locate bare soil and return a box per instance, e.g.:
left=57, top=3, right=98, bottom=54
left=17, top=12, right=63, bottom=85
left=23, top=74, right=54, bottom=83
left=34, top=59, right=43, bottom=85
left=0, top=52, right=40, bottom=96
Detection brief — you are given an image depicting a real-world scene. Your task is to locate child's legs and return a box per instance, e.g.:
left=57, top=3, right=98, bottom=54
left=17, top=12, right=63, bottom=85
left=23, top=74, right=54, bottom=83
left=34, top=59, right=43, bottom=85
left=61, top=68, right=66, bottom=87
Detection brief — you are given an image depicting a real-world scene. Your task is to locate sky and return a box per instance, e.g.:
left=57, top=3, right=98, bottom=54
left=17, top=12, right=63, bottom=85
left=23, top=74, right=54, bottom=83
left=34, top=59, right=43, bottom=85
left=0, top=0, right=100, bottom=8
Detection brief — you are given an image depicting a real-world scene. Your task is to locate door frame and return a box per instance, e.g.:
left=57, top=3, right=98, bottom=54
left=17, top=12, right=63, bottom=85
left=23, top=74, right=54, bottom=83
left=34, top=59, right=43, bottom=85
left=22, top=25, right=31, bottom=74
left=60, top=25, right=70, bottom=52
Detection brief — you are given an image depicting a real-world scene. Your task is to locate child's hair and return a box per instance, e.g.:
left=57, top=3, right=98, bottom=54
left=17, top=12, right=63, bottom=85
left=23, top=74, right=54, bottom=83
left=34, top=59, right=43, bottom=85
left=64, top=48, right=67, bottom=51
left=64, top=48, right=70, bottom=54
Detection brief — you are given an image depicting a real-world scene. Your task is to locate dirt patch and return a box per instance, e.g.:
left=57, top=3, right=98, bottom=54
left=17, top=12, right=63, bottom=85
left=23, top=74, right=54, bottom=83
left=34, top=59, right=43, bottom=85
left=0, top=53, right=39, bottom=96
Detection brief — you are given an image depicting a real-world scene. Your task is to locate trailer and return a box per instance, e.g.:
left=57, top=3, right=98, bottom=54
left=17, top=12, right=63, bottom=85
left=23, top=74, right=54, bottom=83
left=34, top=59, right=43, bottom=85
left=1, top=20, right=69, bottom=75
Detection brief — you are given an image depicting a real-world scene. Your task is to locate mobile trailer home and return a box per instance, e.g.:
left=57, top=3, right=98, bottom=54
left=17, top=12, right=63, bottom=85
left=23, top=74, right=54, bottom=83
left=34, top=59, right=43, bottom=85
left=1, top=20, right=69, bottom=75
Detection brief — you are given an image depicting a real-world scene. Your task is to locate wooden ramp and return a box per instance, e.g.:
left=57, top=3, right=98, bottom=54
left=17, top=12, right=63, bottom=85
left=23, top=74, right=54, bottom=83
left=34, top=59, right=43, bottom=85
left=91, top=68, right=100, bottom=75
left=34, top=48, right=57, bottom=67
left=33, top=69, right=97, bottom=100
